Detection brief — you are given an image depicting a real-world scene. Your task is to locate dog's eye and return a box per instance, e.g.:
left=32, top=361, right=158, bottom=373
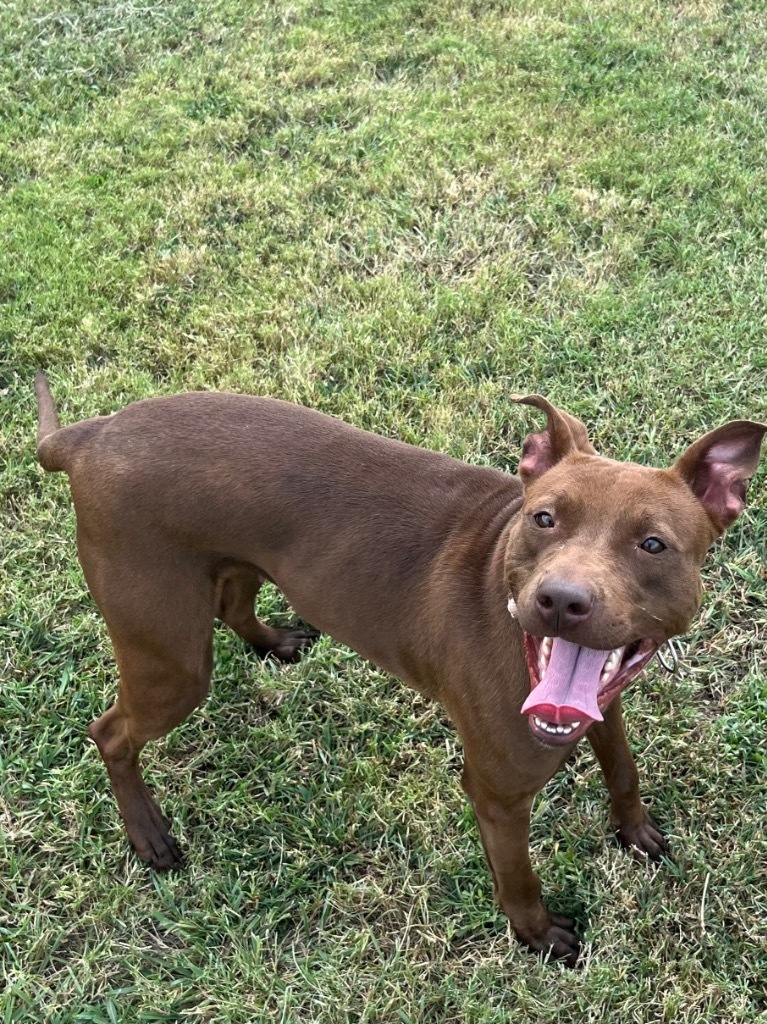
left=533, top=511, right=555, bottom=529
left=640, top=537, right=666, bottom=554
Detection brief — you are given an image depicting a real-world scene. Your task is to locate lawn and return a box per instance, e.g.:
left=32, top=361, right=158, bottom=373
left=2, top=0, right=766, bottom=1020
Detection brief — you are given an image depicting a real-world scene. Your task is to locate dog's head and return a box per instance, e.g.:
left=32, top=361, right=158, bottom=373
left=504, top=394, right=766, bottom=747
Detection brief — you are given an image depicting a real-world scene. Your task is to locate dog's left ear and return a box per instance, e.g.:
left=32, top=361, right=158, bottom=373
left=512, top=394, right=596, bottom=484
left=672, top=420, right=767, bottom=532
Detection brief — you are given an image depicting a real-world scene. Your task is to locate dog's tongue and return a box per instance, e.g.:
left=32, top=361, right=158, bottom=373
left=521, top=639, right=610, bottom=724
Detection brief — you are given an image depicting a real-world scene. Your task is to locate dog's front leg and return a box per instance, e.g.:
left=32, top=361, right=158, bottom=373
left=461, top=760, right=580, bottom=966
left=587, top=696, right=668, bottom=860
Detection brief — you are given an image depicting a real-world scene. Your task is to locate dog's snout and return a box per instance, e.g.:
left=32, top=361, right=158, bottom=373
left=535, top=579, right=594, bottom=630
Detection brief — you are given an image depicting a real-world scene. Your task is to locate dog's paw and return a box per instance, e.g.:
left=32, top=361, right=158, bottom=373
left=615, top=816, right=669, bottom=862
left=141, top=834, right=184, bottom=872
left=128, top=797, right=184, bottom=871
left=519, top=913, right=581, bottom=968
left=269, top=628, right=313, bottom=662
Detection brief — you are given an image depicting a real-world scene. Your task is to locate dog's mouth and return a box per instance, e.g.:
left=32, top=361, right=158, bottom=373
left=521, top=632, right=659, bottom=746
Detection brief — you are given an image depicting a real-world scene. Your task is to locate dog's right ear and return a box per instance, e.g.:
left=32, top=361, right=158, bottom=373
left=672, top=419, right=767, bottom=533
left=512, top=395, right=596, bottom=484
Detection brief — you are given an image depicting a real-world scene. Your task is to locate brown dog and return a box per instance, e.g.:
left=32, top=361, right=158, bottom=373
left=35, top=373, right=765, bottom=965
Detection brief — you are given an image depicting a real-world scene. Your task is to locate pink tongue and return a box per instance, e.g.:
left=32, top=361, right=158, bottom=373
left=521, top=638, right=610, bottom=724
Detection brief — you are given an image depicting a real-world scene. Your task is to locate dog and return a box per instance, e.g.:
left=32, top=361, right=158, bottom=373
left=35, top=373, right=766, bottom=965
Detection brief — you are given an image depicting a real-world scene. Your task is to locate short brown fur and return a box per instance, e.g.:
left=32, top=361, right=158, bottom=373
left=35, top=374, right=766, bottom=965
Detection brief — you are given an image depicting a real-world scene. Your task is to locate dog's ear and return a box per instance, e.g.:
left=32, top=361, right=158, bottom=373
left=512, top=394, right=597, bottom=484
left=672, top=420, right=767, bottom=532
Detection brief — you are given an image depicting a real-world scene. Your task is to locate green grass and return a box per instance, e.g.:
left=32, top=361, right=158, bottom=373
left=2, top=0, right=767, bottom=1020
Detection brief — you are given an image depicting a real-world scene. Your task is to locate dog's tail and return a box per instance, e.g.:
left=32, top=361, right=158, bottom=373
left=35, top=372, right=60, bottom=444
left=35, top=372, right=70, bottom=472
left=35, top=373, right=107, bottom=473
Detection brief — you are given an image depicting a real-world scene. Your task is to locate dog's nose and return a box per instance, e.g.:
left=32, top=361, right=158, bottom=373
left=535, top=579, right=594, bottom=630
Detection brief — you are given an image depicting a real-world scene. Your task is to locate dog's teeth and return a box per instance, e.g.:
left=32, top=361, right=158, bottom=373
left=606, top=648, right=622, bottom=669
left=600, top=647, right=625, bottom=682
left=507, top=597, right=518, bottom=619
left=537, top=636, right=554, bottom=677
left=533, top=716, right=579, bottom=736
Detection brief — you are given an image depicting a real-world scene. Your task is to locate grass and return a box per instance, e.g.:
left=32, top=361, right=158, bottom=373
left=2, top=0, right=767, bottom=1019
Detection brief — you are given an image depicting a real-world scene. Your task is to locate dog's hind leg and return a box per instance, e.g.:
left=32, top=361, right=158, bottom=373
left=83, top=556, right=216, bottom=869
left=216, top=568, right=311, bottom=661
